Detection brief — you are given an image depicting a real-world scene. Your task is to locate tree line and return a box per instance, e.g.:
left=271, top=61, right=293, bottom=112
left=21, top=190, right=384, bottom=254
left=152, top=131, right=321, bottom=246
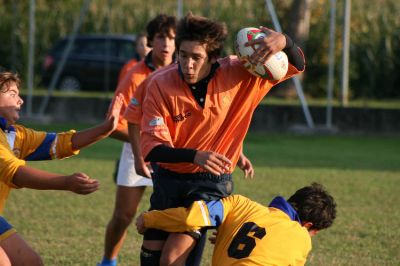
left=0, top=0, right=399, bottom=100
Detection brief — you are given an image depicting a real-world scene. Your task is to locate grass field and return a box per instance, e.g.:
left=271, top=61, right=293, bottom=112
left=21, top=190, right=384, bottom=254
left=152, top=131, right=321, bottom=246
left=4, top=124, right=400, bottom=265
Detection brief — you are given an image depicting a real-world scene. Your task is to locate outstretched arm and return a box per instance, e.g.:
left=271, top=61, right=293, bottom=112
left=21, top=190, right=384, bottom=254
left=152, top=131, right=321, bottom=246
left=71, top=93, right=123, bottom=150
left=12, top=165, right=99, bottom=194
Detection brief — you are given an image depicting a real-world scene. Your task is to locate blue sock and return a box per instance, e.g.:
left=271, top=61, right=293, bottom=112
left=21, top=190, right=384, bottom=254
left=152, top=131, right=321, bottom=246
left=98, top=257, right=117, bottom=266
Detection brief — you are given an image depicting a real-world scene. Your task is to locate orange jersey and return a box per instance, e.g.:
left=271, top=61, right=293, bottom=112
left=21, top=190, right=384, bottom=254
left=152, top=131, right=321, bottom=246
left=140, top=55, right=304, bottom=174
left=118, top=58, right=138, bottom=82
left=124, top=64, right=177, bottom=125
left=111, top=60, right=153, bottom=131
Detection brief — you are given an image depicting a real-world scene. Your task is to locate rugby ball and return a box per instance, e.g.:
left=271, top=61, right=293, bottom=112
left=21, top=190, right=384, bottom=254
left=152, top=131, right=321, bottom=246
left=235, top=27, right=288, bottom=80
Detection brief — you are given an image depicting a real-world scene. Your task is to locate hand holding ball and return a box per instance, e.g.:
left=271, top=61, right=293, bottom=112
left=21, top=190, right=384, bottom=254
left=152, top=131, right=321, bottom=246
left=235, top=27, right=288, bottom=80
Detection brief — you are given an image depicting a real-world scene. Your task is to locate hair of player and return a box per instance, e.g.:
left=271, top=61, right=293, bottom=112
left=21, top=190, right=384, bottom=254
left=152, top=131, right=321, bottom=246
left=0, top=71, right=20, bottom=93
left=287, top=182, right=337, bottom=230
left=176, top=12, right=228, bottom=60
left=146, top=14, right=177, bottom=48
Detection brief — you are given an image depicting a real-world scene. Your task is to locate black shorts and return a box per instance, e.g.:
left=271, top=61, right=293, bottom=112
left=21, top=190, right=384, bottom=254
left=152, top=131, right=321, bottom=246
left=144, top=167, right=233, bottom=241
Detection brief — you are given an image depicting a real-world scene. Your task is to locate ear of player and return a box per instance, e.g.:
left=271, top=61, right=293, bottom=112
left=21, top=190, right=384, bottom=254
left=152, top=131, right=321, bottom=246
left=235, top=27, right=288, bottom=80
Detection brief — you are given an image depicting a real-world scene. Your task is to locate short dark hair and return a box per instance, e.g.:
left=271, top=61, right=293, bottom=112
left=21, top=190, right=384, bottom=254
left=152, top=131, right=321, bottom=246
left=288, top=183, right=336, bottom=230
left=176, top=12, right=228, bottom=60
left=146, top=14, right=177, bottom=47
left=0, top=71, right=20, bottom=93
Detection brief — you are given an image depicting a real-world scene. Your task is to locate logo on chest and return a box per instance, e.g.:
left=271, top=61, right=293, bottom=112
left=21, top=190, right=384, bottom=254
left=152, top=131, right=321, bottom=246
left=173, top=111, right=191, bottom=123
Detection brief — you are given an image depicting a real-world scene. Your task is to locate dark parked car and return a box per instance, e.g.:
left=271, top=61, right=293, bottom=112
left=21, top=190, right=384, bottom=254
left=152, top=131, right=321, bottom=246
left=41, top=34, right=138, bottom=91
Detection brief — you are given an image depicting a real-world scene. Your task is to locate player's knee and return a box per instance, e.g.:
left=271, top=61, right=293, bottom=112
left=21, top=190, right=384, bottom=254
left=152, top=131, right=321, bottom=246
left=140, top=246, right=161, bottom=266
left=159, top=253, right=174, bottom=266
left=112, top=209, right=136, bottom=228
left=160, top=249, right=187, bottom=266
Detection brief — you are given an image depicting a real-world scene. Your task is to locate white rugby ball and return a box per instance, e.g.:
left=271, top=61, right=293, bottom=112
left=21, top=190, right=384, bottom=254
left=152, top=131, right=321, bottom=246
left=235, top=27, right=289, bottom=80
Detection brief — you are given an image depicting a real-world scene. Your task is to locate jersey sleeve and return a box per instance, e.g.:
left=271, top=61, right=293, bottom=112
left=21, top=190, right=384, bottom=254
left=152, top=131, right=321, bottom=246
left=15, top=125, right=79, bottom=160
left=143, top=200, right=224, bottom=232
left=140, top=79, right=174, bottom=159
left=0, top=143, right=25, bottom=188
left=123, top=77, right=147, bottom=125
left=118, top=58, right=137, bottom=82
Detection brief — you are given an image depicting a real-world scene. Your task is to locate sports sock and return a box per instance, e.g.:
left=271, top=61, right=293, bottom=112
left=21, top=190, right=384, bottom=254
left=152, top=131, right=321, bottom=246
left=97, top=257, right=117, bottom=266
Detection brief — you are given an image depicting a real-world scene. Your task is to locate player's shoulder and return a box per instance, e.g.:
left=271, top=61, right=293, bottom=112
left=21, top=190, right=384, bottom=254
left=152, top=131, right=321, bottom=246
left=151, top=63, right=177, bottom=79
left=13, top=124, right=30, bottom=134
left=150, top=63, right=179, bottom=85
left=12, top=124, right=46, bottom=141
left=217, top=55, right=242, bottom=68
left=216, top=55, right=250, bottom=80
left=128, top=61, right=152, bottom=77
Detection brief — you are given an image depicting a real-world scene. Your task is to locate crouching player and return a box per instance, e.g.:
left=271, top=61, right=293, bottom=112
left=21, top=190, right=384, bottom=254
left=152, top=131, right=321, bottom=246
left=136, top=183, right=336, bottom=266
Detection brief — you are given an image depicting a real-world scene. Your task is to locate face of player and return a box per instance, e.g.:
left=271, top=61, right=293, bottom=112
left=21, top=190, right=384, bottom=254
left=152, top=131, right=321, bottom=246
left=151, top=30, right=175, bottom=69
left=136, top=36, right=151, bottom=60
left=308, top=229, right=319, bottom=237
left=178, top=40, right=216, bottom=84
left=0, top=82, right=23, bottom=125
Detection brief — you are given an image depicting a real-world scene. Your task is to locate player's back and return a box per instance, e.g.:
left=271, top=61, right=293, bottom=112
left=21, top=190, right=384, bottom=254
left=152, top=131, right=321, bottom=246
left=213, top=195, right=311, bottom=266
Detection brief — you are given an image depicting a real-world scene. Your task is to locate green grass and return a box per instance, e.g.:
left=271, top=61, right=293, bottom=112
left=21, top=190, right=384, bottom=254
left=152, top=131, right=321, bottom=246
left=4, top=125, right=400, bottom=265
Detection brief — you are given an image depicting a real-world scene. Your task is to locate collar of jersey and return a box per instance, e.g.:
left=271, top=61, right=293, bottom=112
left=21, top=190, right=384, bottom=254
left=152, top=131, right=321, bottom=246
left=0, top=117, right=7, bottom=131
left=268, top=196, right=302, bottom=224
left=144, top=51, right=156, bottom=71
left=145, top=51, right=176, bottom=71
left=0, top=117, right=15, bottom=132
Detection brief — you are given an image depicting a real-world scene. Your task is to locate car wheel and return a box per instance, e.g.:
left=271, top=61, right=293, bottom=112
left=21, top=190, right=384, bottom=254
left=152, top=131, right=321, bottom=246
left=59, top=76, right=81, bottom=92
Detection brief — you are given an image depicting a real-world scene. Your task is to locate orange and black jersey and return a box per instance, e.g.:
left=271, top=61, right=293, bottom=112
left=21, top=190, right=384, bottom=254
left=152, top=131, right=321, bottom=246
left=140, top=51, right=305, bottom=174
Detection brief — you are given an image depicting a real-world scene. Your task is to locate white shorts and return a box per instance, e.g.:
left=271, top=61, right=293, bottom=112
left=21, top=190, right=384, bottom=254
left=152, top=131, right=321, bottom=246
left=116, top=143, right=153, bottom=187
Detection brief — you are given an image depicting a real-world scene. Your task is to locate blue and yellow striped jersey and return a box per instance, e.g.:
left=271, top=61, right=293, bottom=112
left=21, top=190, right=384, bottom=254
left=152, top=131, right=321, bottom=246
left=0, top=117, right=79, bottom=213
left=143, top=194, right=311, bottom=266
left=0, top=216, right=16, bottom=241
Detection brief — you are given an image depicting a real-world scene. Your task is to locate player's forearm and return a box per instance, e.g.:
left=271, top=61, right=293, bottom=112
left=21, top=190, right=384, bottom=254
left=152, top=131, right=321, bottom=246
left=145, top=144, right=197, bottom=163
left=71, top=120, right=113, bottom=150
left=13, top=165, right=66, bottom=190
left=128, top=123, right=143, bottom=159
left=109, top=128, right=130, bottom=142
left=283, top=34, right=305, bottom=71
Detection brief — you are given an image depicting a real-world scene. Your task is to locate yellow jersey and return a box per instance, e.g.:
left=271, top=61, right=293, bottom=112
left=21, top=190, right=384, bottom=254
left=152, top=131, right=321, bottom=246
left=0, top=118, right=79, bottom=213
left=143, top=194, right=311, bottom=266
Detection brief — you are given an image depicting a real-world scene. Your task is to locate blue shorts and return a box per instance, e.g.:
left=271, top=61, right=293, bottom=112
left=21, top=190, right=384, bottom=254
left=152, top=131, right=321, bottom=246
left=0, top=216, right=16, bottom=242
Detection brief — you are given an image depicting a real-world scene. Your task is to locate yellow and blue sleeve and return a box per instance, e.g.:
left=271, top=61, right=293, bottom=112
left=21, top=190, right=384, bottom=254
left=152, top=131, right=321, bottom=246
left=14, top=125, right=79, bottom=160
left=144, top=199, right=226, bottom=232
left=0, top=216, right=16, bottom=241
